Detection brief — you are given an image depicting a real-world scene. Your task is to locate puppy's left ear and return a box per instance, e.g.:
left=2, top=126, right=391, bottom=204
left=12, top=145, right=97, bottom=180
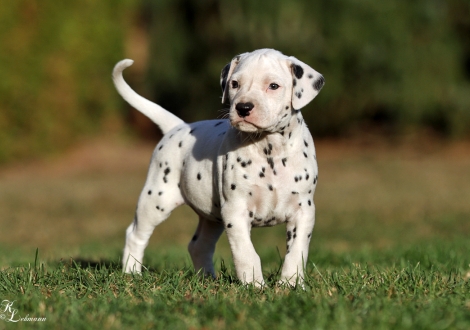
left=288, top=56, right=325, bottom=110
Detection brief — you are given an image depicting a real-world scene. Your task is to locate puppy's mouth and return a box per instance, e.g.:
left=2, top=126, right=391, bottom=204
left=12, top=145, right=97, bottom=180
left=230, top=117, right=264, bottom=133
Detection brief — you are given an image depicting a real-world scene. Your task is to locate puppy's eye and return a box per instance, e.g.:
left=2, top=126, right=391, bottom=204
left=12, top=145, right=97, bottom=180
left=231, top=81, right=239, bottom=89
left=269, top=83, right=280, bottom=90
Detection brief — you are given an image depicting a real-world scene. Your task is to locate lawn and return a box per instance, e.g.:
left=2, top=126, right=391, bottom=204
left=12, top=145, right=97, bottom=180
left=0, top=136, right=469, bottom=329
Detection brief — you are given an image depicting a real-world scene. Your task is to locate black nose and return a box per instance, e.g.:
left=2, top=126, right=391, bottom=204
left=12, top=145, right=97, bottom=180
left=235, top=102, right=254, bottom=118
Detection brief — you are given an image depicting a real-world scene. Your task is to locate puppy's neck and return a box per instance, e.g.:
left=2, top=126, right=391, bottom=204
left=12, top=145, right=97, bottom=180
left=232, top=110, right=306, bottom=154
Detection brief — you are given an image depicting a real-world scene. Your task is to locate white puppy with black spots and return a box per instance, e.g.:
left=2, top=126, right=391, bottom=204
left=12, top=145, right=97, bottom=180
left=112, top=48, right=325, bottom=287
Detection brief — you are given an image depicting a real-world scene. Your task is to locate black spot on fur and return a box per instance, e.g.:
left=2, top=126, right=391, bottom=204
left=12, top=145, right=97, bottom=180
left=287, top=231, right=292, bottom=241
left=308, top=199, right=312, bottom=206
left=249, top=211, right=253, bottom=217
left=164, top=168, right=171, bottom=176
left=259, top=172, right=265, bottom=178
left=292, top=191, right=299, bottom=194
left=148, top=190, right=152, bottom=195
left=267, top=157, right=274, bottom=170
left=243, top=174, right=248, bottom=179
left=306, top=174, right=310, bottom=180
left=296, top=92, right=302, bottom=99
left=292, top=64, right=304, bottom=79
left=285, top=106, right=289, bottom=110
left=313, top=75, right=325, bottom=91
left=268, top=184, right=273, bottom=191
left=178, top=141, right=183, bottom=148
left=303, top=152, right=308, bottom=158
left=221, top=63, right=230, bottom=91
left=304, top=140, right=308, bottom=147
left=227, top=223, right=233, bottom=228
left=237, top=157, right=241, bottom=162
left=197, top=173, right=201, bottom=180
left=158, top=191, right=163, bottom=196
left=231, top=184, right=236, bottom=190
left=158, top=145, right=163, bottom=150
left=308, top=74, right=313, bottom=79
left=156, top=206, right=160, bottom=210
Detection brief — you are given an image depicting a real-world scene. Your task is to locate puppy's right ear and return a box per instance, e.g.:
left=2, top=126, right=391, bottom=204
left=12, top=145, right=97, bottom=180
left=220, top=53, right=246, bottom=104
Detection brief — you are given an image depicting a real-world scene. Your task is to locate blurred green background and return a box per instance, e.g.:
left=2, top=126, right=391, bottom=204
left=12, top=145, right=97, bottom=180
left=1, top=0, right=469, bottom=163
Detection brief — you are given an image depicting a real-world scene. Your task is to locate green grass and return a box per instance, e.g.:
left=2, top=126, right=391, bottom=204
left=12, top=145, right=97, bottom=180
left=0, top=138, right=469, bottom=329
left=1, top=240, right=469, bottom=329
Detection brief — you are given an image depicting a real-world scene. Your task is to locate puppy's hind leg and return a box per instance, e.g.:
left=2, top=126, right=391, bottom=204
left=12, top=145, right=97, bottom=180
left=123, top=180, right=184, bottom=273
left=188, top=216, right=225, bottom=278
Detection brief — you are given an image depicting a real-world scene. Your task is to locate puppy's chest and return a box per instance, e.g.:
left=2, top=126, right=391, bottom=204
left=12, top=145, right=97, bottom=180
left=221, top=142, right=318, bottom=225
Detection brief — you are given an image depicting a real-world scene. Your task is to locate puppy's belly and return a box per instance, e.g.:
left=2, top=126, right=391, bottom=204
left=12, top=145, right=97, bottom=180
left=180, top=159, right=222, bottom=221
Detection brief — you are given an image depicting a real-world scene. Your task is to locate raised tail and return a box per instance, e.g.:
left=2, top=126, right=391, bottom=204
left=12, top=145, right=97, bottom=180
left=112, top=59, right=184, bottom=135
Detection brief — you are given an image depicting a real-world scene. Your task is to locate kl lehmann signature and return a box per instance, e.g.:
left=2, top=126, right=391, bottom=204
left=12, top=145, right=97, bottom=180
left=0, top=300, right=46, bottom=322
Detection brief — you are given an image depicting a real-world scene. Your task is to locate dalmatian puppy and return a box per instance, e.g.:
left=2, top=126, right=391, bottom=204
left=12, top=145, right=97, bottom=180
left=112, top=49, right=325, bottom=287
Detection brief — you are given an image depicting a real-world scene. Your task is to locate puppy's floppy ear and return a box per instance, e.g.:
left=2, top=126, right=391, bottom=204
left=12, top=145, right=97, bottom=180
left=220, top=53, right=247, bottom=104
left=287, top=56, right=325, bottom=110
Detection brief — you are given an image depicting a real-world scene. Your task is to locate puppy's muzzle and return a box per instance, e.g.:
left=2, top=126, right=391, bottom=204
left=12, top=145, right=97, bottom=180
left=235, top=102, right=254, bottom=118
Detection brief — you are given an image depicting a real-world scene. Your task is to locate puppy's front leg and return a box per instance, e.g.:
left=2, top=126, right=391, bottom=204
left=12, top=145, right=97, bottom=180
left=280, top=207, right=316, bottom=287
left=223, top=213, right=265, bottom=287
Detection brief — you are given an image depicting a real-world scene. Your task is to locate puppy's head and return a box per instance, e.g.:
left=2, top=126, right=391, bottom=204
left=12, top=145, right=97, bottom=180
left=220, top=49, right=325, bottom=133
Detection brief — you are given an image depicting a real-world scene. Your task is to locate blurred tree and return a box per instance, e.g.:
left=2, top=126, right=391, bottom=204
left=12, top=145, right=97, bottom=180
left=0, top=0, right=136, bottom=162
left=141, top=0, right=470, bottom=137
left=1, top=0, right=469, bottom=164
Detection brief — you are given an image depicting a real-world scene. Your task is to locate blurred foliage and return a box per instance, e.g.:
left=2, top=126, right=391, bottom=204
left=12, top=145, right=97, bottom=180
left=0, top=0, right=136, bottom=163
left=1, top=0, right=469, bottom=163
left=142, top=0, right=470, bottom=137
